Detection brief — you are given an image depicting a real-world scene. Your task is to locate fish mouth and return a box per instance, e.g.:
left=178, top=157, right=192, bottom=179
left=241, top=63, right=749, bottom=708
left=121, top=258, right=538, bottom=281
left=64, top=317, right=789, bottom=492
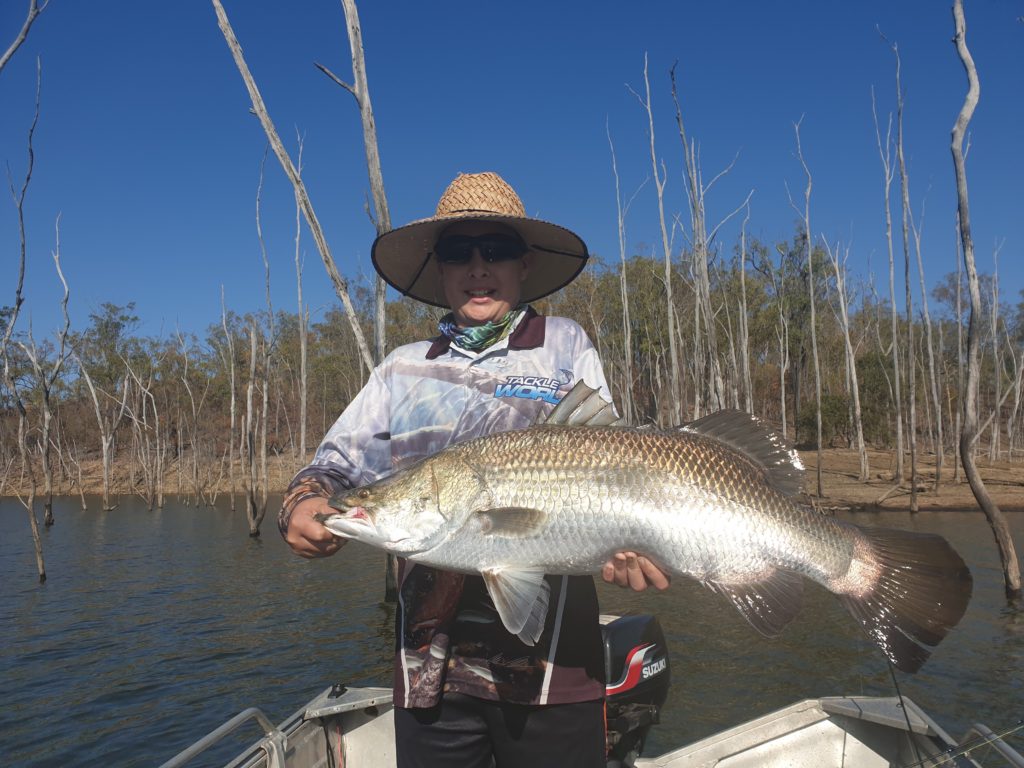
left=314, top=508, right=378, bottom=540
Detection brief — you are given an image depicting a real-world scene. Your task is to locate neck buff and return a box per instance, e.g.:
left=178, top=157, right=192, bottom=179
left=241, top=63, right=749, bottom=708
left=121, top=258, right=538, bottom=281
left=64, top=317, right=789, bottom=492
left=438, top=304, right=528, bottom=352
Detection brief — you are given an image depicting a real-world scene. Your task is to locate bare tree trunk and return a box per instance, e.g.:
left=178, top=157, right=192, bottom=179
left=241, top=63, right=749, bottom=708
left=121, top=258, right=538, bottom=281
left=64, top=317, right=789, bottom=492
left=606, top=122, right=643, bottom=424
left=791, top=118, right=824, bottom=498
left=314, top=0, right=392, bottom=365
left=954, top=224, right=965, bottom=482
left=989, top=252, right=1003, bottom=461
left=243, top=322, right=267, bottom=536
left=1, top=61, right=45, bottom=581
left=1005, top=322, right=1024, bottom=460
left=825, top=238, right=869, bottom=481
left=0, top=0, right=47, bottom=76
left=77, top=362, right=128, bottom=510
left=18, top=219, right=71, bottom=528
left=220, top=287, right=237, bottom=510
left=758, top=249, right=790, bottom=440
left=255, top=153, right=274, bottom=520
left=912, top=209, right=944, bottom=489
left=670, top=64, right=728, bottom=412
left=212, top=0, right=374, bottom=372
left=872, top=87, right=905, bottom=482
left=951, top=0, right=1020, bottom=598
left=891, top=42, right=919, bottom=511
left=123, top=362, right=163, bottom=510
left=738, top=204, right=754, bottom=414
left=630, top=55, right=680, bottom=422
left=292, top=145, right=309, bottom=459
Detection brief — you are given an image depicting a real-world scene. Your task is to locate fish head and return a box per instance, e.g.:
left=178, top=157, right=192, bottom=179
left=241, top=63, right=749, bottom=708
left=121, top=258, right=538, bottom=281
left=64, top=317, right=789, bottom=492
left=322, top=461, right=469, bottom=556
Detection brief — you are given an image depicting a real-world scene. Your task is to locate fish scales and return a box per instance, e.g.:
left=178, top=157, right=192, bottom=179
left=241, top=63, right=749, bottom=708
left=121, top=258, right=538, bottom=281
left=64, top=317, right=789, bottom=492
left=319, top=382, right=973, bottom=672
left=432, top=424, right=855, bottom=583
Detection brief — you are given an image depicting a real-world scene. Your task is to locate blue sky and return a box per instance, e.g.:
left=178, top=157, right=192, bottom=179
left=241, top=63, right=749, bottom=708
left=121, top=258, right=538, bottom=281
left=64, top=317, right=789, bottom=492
left=2, top=1, right=1022, bottom=343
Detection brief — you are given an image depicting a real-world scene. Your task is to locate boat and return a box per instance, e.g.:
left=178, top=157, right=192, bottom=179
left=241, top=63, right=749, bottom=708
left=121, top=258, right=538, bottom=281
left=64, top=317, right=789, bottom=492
left=159, top=615, right=1024, bottom=768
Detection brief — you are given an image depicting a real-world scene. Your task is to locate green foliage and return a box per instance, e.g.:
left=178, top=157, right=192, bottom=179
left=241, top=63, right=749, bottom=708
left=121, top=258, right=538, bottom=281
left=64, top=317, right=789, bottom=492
left=795, top=393, right=848, bottom=448
left=855, top=351, right=895, bottom=446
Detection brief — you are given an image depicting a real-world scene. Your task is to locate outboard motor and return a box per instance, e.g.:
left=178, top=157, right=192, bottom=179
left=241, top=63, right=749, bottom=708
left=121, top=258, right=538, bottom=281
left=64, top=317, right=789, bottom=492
left=601, top=614, right=671, bottom=767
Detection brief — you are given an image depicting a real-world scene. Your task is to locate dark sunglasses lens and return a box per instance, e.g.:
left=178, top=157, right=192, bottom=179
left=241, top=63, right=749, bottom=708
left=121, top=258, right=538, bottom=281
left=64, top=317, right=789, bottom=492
left=479, top=238, right=525, bottom=262
left=435, top=237, right=474, bottom=264
left=435, top=235, right=526, bottom=264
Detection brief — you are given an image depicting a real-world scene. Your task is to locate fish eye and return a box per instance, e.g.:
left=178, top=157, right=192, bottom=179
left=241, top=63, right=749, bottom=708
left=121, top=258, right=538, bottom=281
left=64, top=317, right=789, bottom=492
left=357, top=489, right=371, bottom=500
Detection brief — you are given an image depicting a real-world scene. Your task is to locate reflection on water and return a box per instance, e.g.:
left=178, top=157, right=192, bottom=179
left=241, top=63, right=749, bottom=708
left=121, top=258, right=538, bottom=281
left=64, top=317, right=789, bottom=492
left=1, top=500, right=1021, bottom=765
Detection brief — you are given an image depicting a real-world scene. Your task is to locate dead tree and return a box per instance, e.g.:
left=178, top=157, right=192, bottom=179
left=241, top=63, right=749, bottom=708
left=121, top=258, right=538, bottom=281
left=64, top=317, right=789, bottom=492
left=176, top=332, right=213, bottom=505
left=316, top=0, right=392, bottom=364
left=753, top=246, right=791, bottom=440
left=824, top=238, right=869, bottom=481
left=2, top=58, right=44, bottom=581
left=988, top=248, right=1004, bottom=461
left=950, top=0, right=1020, bottom=598
left=738, top=204, right=754, bottom=415
left=628, top=55, right=680, bottom=422
left=17, top=218, right=72, bottom=527
left=123, top=356, right=166, bottom=510
left=670, top=63, right=726, bottom=413
left=872, top=86, right=905, bottom=482
left=1004, top=322, right=1024, bottom=458
left=219, top=286, right=237, bottom=509
left=0, top=0, right=48, bottom=76
left=242, top=320, right=269, bottom=536
left=606, top=121, right=646, bottom=424
left=790, top=118, right=824, bottom=498
left=75, top=356, right=129, bottom=510
left=211, top=0, right=373, bottom=373
left=891, top=40, right=919, bottom=511
left=953, top=225, right=965, bottom=481
left=911, top=205, right=944, bottom=489
left=293, top=134, right=309, bottom=459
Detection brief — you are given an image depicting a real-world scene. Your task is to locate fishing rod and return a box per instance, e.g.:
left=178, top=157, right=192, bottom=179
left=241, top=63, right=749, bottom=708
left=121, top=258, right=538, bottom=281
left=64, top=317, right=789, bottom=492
left=887, top=659, right=1023, bottom=768
left=900, top=720, right=1024, bottom=768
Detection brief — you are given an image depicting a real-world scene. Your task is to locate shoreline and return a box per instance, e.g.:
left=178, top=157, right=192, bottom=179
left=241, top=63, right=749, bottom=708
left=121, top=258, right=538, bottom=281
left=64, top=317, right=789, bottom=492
left=2, top=447, right=1022, bottom=514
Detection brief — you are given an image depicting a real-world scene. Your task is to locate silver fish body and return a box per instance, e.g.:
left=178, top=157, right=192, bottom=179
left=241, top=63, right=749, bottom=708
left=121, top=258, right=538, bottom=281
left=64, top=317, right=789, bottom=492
left=320, top=384, right=972, bottom=673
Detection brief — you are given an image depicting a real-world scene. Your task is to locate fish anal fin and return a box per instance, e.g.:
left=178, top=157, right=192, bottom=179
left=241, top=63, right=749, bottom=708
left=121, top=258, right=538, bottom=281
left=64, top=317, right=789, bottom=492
left=708, top=570, right=804, bottom=637
left=481, top=567, right=550, bottom=646
left=472, top=507, right=548, bottom=537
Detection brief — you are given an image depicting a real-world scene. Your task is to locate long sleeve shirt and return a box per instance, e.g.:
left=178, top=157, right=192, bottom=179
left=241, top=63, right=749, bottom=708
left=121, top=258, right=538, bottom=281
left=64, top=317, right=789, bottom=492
left=280, top=308, right=611, bottom=708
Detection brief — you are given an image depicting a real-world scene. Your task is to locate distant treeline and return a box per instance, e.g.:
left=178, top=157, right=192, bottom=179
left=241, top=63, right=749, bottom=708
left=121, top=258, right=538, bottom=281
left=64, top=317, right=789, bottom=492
left=2, top=229, right=1023, bottom=511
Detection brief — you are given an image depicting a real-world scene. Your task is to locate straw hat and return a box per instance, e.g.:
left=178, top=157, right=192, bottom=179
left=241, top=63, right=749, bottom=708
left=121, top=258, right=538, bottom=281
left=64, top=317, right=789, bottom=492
left=371, top=172, right=590, bottom=307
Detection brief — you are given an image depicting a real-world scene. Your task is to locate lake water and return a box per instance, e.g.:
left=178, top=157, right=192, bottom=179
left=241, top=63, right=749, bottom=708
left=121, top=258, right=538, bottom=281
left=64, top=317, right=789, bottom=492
left=1, top=497, right=1022, bottom=766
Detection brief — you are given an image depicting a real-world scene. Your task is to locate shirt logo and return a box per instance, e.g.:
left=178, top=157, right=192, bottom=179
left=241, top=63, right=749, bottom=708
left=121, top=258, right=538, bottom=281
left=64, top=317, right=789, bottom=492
left=494, top=370, right=573, bottom=405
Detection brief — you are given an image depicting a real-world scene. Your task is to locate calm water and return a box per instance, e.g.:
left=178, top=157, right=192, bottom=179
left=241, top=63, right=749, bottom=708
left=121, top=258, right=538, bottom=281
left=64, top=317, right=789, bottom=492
left=1, top=497, right=1022, bottom=766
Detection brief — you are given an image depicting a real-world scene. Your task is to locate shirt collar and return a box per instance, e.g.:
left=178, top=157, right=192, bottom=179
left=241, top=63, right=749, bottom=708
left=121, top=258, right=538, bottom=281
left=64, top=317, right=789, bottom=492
left=425, top=306, right=546, bottom=360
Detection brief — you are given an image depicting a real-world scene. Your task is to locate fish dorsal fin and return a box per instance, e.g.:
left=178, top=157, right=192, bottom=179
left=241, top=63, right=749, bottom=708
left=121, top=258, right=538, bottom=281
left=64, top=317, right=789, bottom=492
left=481, top=567, right=550, bottom=646
left=707, top=569, right=804, bottom=636
left=539, top=381, right=623, bottom=427
left=681, top=410, right=804, bottom=498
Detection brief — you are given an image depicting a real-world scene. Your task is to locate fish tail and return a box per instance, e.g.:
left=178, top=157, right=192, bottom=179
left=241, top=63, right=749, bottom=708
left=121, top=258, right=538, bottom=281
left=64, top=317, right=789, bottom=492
left=835, top=525, right=973, bottom=673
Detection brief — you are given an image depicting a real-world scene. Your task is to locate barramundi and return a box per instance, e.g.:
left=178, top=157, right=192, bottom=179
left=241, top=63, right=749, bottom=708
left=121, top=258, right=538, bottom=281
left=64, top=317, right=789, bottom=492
left=317, top=383, right=972, bottom=673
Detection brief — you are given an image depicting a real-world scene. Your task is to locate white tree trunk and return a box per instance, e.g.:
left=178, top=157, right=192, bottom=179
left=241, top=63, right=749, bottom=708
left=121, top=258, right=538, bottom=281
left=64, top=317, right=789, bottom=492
left=951, top=0, right=1020, bottom=597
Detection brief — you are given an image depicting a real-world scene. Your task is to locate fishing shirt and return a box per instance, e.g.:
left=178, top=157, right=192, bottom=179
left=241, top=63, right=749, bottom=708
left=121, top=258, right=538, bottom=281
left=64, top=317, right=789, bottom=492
left=280, top=307, right=609, bottom=709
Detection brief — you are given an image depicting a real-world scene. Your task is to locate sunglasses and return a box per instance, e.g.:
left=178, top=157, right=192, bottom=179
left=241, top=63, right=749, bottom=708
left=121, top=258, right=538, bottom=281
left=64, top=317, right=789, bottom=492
left=433, top=233, right=528, bottom=265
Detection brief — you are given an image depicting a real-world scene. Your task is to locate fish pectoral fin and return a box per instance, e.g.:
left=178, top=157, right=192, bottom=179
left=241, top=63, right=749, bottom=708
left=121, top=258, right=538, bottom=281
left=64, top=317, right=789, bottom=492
left=708, top=570, right=804, bottom=637
left=481, top=567, right=550, bottom=646
left=472, top=507, right=549, bottom=537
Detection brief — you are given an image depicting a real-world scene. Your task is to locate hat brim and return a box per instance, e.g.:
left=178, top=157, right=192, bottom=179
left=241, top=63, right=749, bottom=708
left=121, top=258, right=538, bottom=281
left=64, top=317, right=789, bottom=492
left=371, top=214, right=589, bottom=308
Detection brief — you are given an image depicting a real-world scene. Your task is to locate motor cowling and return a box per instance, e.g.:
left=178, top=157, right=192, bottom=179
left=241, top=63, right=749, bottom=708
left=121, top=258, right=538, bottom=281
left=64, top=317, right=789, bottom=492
left=601, top=614, right=671, bottom=766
